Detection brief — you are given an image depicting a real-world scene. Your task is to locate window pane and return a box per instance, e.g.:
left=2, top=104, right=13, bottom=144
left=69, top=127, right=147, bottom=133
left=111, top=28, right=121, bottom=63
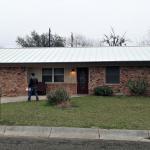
left=54, top=68, right=64, bottom=75
left=42, top=75, right=52, bottom=82
left=106, top=67, right=120, bottom=84
left=54, top=68, right=64, bottom=82
left=42, top=68, right=52, bottom=82
left=43, top=68, right=52, bottom=75
left=54, top=75, right=64, bottom=82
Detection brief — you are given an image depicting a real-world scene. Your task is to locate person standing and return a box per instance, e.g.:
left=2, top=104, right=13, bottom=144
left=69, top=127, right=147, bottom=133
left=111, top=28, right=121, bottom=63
left=28, top=73, right=39, bottom=101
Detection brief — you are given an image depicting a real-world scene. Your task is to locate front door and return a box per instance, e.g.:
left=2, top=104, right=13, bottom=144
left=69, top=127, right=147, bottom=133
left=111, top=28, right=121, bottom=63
left=77, top=68, right=89, bottom=94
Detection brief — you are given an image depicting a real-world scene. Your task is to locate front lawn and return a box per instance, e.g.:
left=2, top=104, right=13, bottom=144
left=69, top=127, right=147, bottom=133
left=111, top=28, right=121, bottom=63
left=0, top=96, right=150, bottom=130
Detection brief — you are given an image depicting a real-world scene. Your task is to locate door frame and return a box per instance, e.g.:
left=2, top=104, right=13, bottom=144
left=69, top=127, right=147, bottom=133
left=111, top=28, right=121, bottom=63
left=77, top=67, right=89, bottom=94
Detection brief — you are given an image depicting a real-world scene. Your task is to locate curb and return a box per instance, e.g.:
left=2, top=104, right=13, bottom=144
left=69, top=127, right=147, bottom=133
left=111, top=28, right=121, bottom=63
left=0, top=126, right=149, bottom=142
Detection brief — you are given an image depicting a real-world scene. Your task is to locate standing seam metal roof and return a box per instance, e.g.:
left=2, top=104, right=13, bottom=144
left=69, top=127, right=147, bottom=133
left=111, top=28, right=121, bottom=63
left=0, top=47, right=150, bottom=63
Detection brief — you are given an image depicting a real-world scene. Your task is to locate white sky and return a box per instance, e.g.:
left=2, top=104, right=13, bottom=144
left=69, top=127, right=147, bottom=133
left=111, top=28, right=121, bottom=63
left=0, top=0, right=150, bottom=48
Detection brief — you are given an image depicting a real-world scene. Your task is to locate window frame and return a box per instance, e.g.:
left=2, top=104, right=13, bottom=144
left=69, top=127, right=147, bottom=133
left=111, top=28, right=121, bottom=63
left=42, top=68, right=64, bottom=83
left=54, top=68, right=64, bottom=82
left=42, top=68, right=53, bottom=83
left=105, top=66, right=120, bottom=84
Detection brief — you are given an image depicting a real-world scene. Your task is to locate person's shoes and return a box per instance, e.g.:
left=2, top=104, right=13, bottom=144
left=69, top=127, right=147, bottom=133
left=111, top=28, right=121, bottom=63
left=36, top=99, right=39, bottom=101
left=27, top=99, right=31, bottom=102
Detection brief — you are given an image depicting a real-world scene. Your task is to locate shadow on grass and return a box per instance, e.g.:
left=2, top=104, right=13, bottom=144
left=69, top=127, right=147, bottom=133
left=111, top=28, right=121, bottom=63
left=43, top=100, right=79, bottom=110
left=43, top=101, right=56, bottom=107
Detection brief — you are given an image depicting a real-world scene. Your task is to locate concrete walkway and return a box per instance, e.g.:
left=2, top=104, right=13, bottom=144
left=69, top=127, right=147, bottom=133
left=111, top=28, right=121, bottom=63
left=1, top=96, right=46, bottom=103
left=0, top=95, right=84, bottom=104
left=0, top=126, right=149, bottom=142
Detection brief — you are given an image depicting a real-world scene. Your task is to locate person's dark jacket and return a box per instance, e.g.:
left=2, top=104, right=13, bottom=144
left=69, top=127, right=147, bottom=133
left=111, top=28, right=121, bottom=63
left=28, top=77, right=38, bottom=88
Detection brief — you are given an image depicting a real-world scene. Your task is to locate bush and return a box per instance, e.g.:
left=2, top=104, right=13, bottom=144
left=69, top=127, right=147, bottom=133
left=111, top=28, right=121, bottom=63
left=47, top=88, right=70, bottom=105
left=94, top=86, right=113, bottom=96
left=127, top=78, right=148, bottom=95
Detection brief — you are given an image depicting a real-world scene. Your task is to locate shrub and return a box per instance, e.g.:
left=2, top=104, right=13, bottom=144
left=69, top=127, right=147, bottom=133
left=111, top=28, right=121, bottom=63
left=46, top=90, right=56, bottom=104
left=94, top=86, right=113, bottom=96
left=47, top=88, right=70, bottom=105
left=127, top=78, right=148, bottom=95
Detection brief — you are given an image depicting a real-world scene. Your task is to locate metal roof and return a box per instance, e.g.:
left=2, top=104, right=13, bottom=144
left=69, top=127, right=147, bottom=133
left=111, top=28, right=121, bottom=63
left=0, top=47, right=150, bottom=63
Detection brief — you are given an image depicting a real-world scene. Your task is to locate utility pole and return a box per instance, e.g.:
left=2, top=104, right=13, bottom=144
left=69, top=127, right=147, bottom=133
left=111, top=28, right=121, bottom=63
left=71, top=32, right=74, bottom=47
left=49, top=28, right=51, bottom=47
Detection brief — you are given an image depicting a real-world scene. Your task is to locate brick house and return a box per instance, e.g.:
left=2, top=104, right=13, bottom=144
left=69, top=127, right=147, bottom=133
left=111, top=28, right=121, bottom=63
left=0, top=47, right=150, bottom=97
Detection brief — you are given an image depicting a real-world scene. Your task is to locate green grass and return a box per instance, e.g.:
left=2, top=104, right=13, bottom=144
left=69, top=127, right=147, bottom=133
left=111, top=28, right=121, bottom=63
left=0, top=96, right=150, bottom=130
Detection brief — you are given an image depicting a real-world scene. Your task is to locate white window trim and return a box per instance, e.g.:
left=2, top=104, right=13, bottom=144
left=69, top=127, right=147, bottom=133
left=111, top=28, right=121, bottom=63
left=43, top=68, right=64, bottom=83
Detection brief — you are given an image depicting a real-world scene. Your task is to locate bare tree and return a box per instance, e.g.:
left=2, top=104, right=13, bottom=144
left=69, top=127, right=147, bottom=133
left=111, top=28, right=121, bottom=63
left=139, top=30, right=150, bottom=46
left=66, top=33, right=100, bottom=47
left=102, top=28, right=128, bottom=46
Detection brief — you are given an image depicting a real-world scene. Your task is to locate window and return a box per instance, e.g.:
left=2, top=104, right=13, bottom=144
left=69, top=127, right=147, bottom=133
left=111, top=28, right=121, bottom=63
left=54, top=68, right=64, bottom=82
left=42, top=68, right=64, bottom=83
left=42, top=68, right=52, bottom=82
left=106, top=66, right=120, bottom=84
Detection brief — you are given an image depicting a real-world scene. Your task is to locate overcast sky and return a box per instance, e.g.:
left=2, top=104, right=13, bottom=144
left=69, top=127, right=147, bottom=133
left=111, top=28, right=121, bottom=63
left=0, top=0, right=150, bottom=48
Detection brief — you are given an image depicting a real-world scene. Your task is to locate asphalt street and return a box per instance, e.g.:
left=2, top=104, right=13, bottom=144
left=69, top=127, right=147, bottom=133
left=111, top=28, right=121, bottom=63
left=0, top=136, right=150, bottom=150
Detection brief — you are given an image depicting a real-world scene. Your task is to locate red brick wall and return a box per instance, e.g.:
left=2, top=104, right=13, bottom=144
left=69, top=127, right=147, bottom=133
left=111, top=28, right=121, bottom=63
left=1, top=66, right=150, bottom=97
left=46, top=83, right=77, bottom=95
left=89, top=66, right=150, bottom=96
left=0, top=67, right=28, bottom=96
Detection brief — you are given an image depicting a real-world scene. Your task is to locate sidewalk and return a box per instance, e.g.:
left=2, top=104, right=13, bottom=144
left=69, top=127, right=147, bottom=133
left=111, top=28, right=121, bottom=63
left=1, top=96, right=46, bottom=103
left=0, top=126, right=149, bottom=142
left=0, top=95, right=83, bottom=104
